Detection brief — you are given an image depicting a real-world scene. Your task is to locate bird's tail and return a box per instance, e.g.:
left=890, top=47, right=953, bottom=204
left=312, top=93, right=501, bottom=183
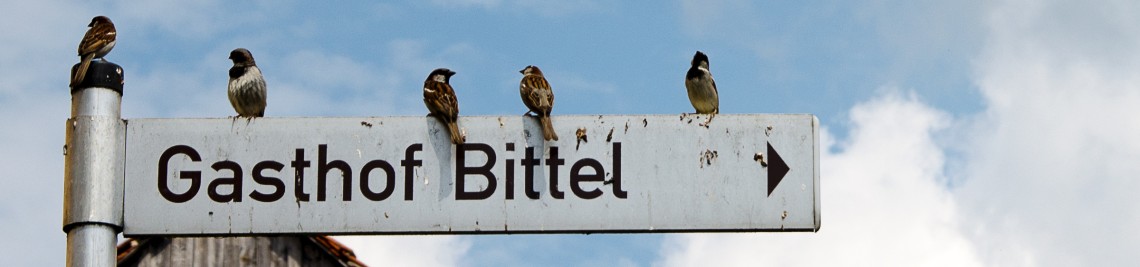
left=540, top=115, right=558, bottom=141
left=447, top=121, right=464, bottom=144
left=71, top=54, right=95, bottom=87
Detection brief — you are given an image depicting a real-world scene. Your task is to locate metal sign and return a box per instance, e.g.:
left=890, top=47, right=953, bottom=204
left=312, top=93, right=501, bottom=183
left=123, top=114, right=820, bottom=235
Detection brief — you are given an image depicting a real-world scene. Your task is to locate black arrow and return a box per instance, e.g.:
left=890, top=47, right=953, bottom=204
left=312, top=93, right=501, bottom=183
left=767, top=142, right=790, bottom=197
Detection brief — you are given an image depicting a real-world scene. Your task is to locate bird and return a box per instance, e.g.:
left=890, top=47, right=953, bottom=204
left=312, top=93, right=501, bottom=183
left=685, top=51, right=719, bottom=115
left=72, top=16, right=117, bottom=87
left=423, top=68, right=464, bottom=144
left=519, top=65, right=558, bottom=141
left=227, top=48, right=267, bottom=117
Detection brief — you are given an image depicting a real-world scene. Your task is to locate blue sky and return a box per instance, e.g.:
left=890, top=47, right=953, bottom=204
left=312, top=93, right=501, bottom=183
left=3, top=0, right=1139, bottom=266
left=108, top=1, right=982, bottom=123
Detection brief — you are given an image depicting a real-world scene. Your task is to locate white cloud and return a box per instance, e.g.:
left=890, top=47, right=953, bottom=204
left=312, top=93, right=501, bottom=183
left=0, top=3, right=474, bottom=264
left=550, top=72, right=618, bottom=94
left=660, top=0, right=1140, bottom=266
left=269, top=49, right=407, bottom=116
left=677, top=0, right=759, bottom=41
left=110, top=0, right=225, bottom=40
left=11, top=0, right=1140, bottom=266
left=107, top=1, right=286, bottom=42
left=656, top=91, right=983, bottom=267
left=954, top=0, right=1140, bottom=265
left=539, top=70, right=629, bottom=113
left=0, top=1, right=87, bottom=95
left=122, top=39, right=486, bottom=118
left=0, top=2, right=106, bottom=265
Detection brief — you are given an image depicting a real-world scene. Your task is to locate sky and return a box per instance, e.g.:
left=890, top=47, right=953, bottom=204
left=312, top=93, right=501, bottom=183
left=1, top=0, right=1138, bottom=266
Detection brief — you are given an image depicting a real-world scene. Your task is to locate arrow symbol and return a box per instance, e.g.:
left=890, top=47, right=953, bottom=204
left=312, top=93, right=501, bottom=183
left=767, top=142, right=789, bottom=197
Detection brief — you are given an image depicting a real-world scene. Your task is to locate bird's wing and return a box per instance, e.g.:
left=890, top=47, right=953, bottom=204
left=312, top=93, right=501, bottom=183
left=77, top=27, right=113, bottom=56
left=424, top=81, right=459, bottom=120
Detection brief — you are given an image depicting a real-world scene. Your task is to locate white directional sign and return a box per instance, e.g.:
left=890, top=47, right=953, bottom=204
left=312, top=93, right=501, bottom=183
left=123, top=114, right=819, bottom=235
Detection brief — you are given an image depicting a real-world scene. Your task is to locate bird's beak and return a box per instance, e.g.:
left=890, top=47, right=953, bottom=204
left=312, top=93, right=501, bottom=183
left=518, top=68, right=525, bottom=74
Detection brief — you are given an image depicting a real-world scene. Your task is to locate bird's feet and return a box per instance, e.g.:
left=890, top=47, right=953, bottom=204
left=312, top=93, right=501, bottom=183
left=698, top=113, right=715, bottom=128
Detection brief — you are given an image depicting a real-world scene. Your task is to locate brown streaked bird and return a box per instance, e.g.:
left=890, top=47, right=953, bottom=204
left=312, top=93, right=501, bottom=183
left=685, top=51, right=719, bottom=115
left=228, top=48, right=267, bottom=117
left=423, top=68, right=464, bottom=144
left=519, top=65, right=558, bottom=141
left=72, top=16, right=117, bottom=87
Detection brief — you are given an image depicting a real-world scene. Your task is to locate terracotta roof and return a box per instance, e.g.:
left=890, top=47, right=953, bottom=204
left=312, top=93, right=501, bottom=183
left=115, top=238, right=145, bottom=263
left=116, top=236, right=367, bottom=267
left=311, top=236, right=368, bottom=267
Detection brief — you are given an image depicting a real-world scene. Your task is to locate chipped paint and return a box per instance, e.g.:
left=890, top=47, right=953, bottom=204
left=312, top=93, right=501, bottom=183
left=700, top=149, right=719, bottom=168
left=575, top=127, right=588, bottom=150
left=123, top=115, right=820, bottom=234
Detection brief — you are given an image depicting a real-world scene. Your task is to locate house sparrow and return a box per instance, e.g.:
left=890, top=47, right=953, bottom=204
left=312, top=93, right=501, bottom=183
left=519, top=65, right=558, bottom=141
left=228, top=48, right=267, bottom=117
left=685, top=51, right=719, bottom=115
left=423, top=68, right=464, bottom=144
left=72, top=16, right=117, bottom=87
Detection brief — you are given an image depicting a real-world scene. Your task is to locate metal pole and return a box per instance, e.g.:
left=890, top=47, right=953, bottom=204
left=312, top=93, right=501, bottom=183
left=64, top=60, right=124, bottom=267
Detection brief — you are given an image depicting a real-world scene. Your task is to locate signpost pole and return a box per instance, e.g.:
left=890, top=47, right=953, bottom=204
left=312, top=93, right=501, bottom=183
left=64, top=61, right=125, bottom=267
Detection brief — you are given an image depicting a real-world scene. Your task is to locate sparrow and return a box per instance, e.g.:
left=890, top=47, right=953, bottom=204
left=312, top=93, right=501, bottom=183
left=423, top=68, right=464, bottom=144
left=72, top=16, right=117, bottom=87
left=685, top=51, right=719, bottom=115
left=519, top=65, right=558, bottom=141
left=228, top=48, right=267, bottom=117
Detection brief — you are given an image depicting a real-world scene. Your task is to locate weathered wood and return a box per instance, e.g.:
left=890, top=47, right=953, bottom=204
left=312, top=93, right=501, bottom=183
left=118, top=236, right=353, bottom=267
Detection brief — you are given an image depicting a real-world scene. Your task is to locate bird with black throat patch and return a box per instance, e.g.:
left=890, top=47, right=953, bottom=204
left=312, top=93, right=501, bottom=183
left=72, top=16, right=117, bottom=87
left=423, top=68, right=464, bottom=144
left=685, top=51, right=719, bottom=115
left=519, top=65, right=558, bottom=141
left=227, top=48, right=267, bottom=118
